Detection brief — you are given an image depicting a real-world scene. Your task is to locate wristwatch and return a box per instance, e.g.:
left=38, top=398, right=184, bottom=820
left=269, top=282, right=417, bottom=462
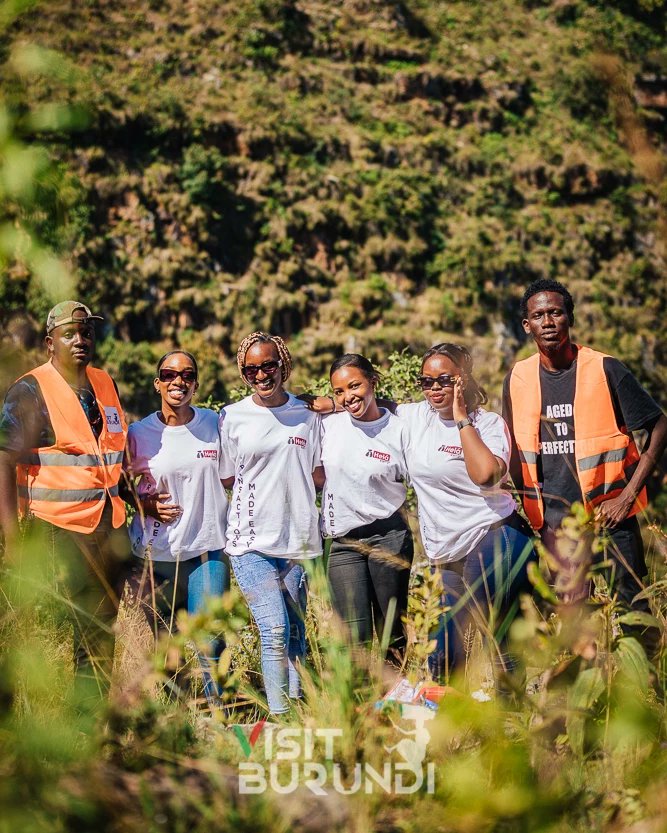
left=456, top=418, right=472, bottom=431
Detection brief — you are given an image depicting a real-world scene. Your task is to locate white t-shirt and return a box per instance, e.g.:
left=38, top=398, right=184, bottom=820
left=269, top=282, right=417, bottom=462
left=320, top=409, right=408, bottom=538
left=219, top=393, right=322, bottom=559
left=126, top=407, right=228, bottom=562
left=398, top=401, right=516, bottom=563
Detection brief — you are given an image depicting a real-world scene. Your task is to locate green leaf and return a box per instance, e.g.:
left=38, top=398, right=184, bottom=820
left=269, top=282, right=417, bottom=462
left=567, top=667, right=605, bottom=756
left=616, top=611, right=661, bottom=630
left=614, top=636, right=650, bottom=693
left=527, top=561, right=558, bottom=604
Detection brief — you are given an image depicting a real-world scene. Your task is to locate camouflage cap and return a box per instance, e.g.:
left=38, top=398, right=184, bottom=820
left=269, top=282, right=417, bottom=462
left=46, top=301, right=104, bottom=334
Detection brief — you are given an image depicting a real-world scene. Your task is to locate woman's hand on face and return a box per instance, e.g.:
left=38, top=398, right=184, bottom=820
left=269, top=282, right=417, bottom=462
left=142, top=492, right=183, bottom=523
left=452, top=377, right=468, bottom=422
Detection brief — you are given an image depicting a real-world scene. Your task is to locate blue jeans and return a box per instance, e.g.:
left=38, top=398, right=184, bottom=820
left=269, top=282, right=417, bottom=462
left=430, top=516, right=536, bottom=680
left=132, top=550, right=230, bottom=707
left=230, top=552, right=307, bottom=714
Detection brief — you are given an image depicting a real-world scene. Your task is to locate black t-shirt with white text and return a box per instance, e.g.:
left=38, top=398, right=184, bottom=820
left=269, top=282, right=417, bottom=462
left=538, top=362, right=579, bottom=529
left=502, top=353, right=662, bottom=530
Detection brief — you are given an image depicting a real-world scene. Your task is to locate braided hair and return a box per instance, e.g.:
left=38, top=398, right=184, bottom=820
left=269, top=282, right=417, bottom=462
left=236, top=331, right=293, bottom=383
left=421, top=342, right=487, bottom=413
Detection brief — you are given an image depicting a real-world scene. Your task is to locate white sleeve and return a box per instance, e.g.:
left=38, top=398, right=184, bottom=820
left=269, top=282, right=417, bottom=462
left=395, top=401, right=420, bottom=440
left=395, top=401, right=422, bottom=422
left=398, top=421, right=411, bottom=481
left=218, top=410, right=236, bottom=479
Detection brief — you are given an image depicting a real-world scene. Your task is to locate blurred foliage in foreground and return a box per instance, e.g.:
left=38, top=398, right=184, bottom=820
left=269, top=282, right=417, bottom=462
left=3, top=514, right=667, bottom=833
left=0, top=0, right=665, bottom=506
left=3, top=3, right=667, bottom=830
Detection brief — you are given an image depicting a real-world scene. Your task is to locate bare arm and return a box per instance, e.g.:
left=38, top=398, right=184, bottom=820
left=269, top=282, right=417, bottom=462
left=119, top=469, right=138, bottom=509
left=297, top=394, right=337, bottom=414
left=312, top=465, right=325, bottom=491
left=459, top=429, right=506, bottom=487
left=453, top=379, right=506, bottom=487
left=123, top=447, right=182, bottom=523
left=596, top=413, right=667, bottom=528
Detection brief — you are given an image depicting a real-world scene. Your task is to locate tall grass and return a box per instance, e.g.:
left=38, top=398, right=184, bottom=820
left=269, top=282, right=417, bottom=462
left=2, top=512, right=667, bottom=833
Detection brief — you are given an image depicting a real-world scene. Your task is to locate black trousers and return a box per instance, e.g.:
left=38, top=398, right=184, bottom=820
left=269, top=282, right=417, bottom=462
left=327, top=510, right=414, bottom=661
left=541, top=515, right=659, bottom=656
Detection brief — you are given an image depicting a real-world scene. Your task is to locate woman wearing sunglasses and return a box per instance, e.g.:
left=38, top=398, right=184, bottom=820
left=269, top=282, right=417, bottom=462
left=218, top=332, right=322, bottom=715
left=398, top=343, right=535, bottom=684
left=321, top=354, right=413, bottom=661
left=125, top=350, right=229, bottom=708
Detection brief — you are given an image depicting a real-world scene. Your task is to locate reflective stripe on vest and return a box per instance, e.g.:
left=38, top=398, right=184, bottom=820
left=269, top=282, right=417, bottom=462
left=22, top=451, right=125, bottom=467
left=18, top=484, right=120, bottom=502
left=16, top=361, right=128, bottom=533
left=508, top=347, right=647, bottom=531
left=578, top=448, right=627, bottom=471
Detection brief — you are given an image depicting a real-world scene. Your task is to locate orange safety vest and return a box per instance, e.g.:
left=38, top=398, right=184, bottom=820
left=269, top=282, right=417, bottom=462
left=508, top=346, right=647, bottom=531
left=16, top=361, right=128, bottom=534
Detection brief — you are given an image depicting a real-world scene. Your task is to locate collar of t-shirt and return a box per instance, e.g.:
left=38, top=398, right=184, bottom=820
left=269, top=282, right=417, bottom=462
left=348, top=407, right=390, bottom=428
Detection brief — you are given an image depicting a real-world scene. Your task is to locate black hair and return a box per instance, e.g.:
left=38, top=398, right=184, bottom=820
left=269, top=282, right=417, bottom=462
left=421, top=343, right=487, bottom=412
left=156, top=350, right=199, bottom=379
left=329, top=353, right=381, bottom=385
left=520, top=279, right=575, bottom=323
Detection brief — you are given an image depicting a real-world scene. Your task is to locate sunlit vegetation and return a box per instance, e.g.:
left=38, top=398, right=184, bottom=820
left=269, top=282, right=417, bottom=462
left=2, top=1, right=667, bottom=831
left=0, top=0, right=665, bottom=419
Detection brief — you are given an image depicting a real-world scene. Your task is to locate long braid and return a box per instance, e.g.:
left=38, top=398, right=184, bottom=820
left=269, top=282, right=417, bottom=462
left=236, top=331, right=293, bottom=382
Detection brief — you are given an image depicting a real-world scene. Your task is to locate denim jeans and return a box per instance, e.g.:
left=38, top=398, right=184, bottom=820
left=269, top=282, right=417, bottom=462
left=230, top=552, right=307, bottom=714
left=328, top=510, right=413, bottom=661
left=430, top=515, right=536, bottom=680
left=131, top=550, right=230, bottom=707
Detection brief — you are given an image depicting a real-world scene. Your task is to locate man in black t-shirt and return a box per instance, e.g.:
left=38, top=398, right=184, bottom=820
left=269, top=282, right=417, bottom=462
left=502, top=279, right=667, bottom=649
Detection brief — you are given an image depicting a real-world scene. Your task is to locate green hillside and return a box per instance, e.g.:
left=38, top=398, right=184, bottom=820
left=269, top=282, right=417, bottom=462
left=2, top=0, right=666, bottom=419
left=4, top=6, right=667, bottom=832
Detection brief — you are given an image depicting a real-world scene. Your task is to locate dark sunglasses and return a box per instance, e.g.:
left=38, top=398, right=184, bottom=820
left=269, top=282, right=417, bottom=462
left=158, top=368, right=197, bottom=383
left=242, top=359, right=283, bottom=381
left=418, top=374, right=458, bottom=390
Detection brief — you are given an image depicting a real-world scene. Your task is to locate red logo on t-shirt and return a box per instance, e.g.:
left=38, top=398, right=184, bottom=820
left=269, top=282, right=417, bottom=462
left=438, top=445, right=462, bottom=455
left=196, top=449, right=218, bottom=459
left=365, top=449, right=391, bottom=462
left=288, top=436, right=307, bottom=448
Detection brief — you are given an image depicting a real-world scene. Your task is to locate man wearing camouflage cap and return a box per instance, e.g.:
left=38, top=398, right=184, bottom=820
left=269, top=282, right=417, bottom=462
left=0, top=301, right=130, bottom=690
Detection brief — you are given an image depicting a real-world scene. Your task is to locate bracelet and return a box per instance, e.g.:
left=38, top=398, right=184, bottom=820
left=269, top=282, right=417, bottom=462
left=456, top=418, right=472, bottom=431
left=328, top=395, right=336, bottom=414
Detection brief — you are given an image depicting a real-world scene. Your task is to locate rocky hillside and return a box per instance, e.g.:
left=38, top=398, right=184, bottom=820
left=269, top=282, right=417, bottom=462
left=2, top=0, right=666, bottom=418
